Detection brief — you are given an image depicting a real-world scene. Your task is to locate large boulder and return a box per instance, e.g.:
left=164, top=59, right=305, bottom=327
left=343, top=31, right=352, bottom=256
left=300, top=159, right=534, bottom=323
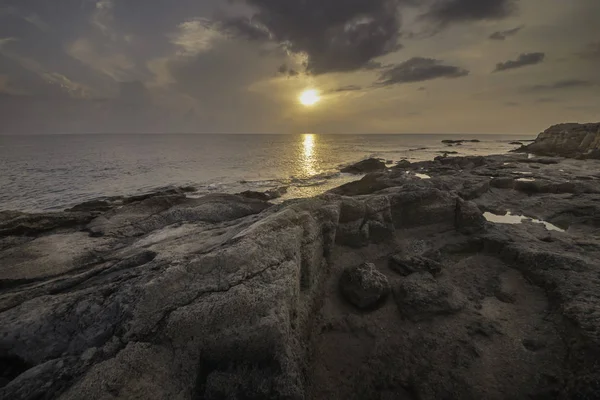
left=339, top=263, right=390, bottom=309
left=341, top=158, right=387, bottom=174
left=516, top=123, right=600, bottom=158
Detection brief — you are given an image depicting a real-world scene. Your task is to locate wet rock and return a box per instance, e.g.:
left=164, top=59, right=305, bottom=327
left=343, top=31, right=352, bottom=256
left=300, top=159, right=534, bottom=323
left=441, top=139, right=480, bottom=144
left=239, top=187, right=288, bottom=201
left=394, top=272, right=467, bottom=321
left=341, top=158, right=387, bottom=174
left=388, top=254, right=442, bottom=276
left=339, top=263, right=390, bottom=310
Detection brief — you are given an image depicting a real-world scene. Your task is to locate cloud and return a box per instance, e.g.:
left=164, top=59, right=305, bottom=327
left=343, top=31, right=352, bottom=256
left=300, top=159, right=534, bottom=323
left=493, top=52, right=545, bottom=72
left=277, top=64, right=300, bottom=77
left=536, top=97, right=560, bottom=103
left=332, top=85, right=362, bottom=92
left=67, top=37, right=135, bottom=81
left=0, top=37, right=17, bottom=49
left=376, top=57, right=469, bottom=86
left=422, top=0, right=517, bottom=26
left=225, top=0, right=404, bottom=75
left=171, top=18, right=225, bottom=57
left=489, top=25, right=523, bottom=40
left=577, top=41, right=600, bottom=60
left=523, top=79, right=594, bottom=91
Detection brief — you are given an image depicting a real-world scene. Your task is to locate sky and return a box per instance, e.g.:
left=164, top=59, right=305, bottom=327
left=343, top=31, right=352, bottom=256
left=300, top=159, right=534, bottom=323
left=0, top=0, right=598, bottom=134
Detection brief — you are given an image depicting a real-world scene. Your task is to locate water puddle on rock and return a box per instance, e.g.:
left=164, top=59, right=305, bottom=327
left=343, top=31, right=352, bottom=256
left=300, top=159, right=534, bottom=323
left=483, top=211, right=565, bottom=232
left=516, top=178, right=535, bottom=182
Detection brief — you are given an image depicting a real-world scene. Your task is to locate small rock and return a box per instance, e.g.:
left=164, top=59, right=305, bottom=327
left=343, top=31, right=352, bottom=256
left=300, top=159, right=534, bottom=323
left=341, top=158, right=387, bottom=174
left=395, top=160, right=411, bottom=168
left=510, top=141, right=524, bottom=145
left=339, top=263, right=390, bottom=310
left=394, top=272, right=467, bottom=321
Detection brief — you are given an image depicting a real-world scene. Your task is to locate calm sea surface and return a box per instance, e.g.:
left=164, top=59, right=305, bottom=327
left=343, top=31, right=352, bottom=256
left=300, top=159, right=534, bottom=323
left=0, top=134, right=533, bottom=211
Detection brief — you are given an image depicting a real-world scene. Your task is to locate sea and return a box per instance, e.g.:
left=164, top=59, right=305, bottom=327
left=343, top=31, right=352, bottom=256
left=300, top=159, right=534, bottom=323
left=0, top=133, right=534, bottom=212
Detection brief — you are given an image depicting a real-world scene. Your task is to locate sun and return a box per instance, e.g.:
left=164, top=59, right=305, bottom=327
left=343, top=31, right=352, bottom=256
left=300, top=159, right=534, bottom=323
left=299, top=89, right=321, bottom=106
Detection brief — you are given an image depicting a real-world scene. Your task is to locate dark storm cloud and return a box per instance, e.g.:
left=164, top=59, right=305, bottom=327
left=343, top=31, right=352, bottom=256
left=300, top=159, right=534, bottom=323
left=493, top=52, right=545, bottom=72
left=227, top=0, right=404, bottom=74
left=376, top=57, right=469, bottom=86
left=523, top=79, right=594, bottom=91
left=489, top=25, right=523, bottom=40
left=422, top=0, right=517, bottom=26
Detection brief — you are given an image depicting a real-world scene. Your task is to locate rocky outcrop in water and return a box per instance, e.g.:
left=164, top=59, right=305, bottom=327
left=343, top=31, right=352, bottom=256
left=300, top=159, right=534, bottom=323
left=340, top=158, right=387, bottom=174
left=1, top=151, right=600, bottom=399
left=516, top=122, right=600, bottom=158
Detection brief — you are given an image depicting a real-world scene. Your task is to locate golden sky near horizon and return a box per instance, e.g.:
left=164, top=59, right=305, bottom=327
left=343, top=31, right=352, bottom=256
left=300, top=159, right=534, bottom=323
left=0, top=0, right=598, bottom=134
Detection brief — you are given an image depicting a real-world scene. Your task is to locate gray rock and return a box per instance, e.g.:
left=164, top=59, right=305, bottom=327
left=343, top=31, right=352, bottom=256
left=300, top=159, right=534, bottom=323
left=238, top=186, right=288, bottom=201
left=394, top=272, right=467, bottom=321
left=388, top=254, right=442, bottom=276
left=516, top=123, right=600, bottom=158
left=490, top=177, right=515, bottom=189
left=2, top=147, right=600, bottom=399
left=341, top=158, right=387, bottom=174
left=455, top=198, right=486, bottom=234
left=339, top=263, right=390, bottom=309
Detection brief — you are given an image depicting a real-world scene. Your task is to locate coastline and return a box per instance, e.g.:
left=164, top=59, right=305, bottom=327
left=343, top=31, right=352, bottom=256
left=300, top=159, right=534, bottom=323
left=1, top=125, right=600, bottom=399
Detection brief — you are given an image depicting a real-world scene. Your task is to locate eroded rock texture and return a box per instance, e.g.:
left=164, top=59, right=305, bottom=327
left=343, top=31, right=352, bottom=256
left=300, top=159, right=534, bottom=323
left=517, top=122, right=600, bottom=158
left=1, top=152, right=600, bottom=399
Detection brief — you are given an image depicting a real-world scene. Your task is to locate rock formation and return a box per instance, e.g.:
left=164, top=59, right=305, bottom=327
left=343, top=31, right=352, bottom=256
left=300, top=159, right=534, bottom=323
left=1, top=150, right=600, bottom=399
left=516, top=122, right=600, bottom=158
left=340, top=158, right=387, bottom=174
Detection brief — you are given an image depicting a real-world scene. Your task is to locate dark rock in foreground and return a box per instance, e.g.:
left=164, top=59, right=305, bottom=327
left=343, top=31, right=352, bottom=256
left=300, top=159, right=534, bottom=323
left=341, top=158, right=387, bottom=174
left=2, top=147, right=600, bottom=399
left=339, top=263, right=389, bottom=309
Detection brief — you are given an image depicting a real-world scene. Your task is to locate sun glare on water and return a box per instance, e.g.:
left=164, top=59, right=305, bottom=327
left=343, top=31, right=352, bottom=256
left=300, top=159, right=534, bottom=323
left=299, top=89, right=320, bottom=106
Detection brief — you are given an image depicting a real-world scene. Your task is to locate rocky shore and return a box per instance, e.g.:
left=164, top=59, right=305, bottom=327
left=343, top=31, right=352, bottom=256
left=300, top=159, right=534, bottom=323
left=2, top=124, right=600, bottom=399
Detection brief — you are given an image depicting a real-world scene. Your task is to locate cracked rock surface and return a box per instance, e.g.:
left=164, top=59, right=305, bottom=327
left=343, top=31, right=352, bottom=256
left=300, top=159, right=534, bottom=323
left=1, top=151, right=600, bottom=399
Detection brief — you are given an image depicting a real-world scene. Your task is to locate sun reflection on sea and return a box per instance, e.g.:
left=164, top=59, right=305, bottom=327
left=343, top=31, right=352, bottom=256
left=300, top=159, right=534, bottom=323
left=302, top=133, right=317, bottom=177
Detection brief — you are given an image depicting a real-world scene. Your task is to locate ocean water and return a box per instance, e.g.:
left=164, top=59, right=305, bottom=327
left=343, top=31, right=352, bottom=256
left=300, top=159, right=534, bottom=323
left=0, top=134, right=533, bottom=212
